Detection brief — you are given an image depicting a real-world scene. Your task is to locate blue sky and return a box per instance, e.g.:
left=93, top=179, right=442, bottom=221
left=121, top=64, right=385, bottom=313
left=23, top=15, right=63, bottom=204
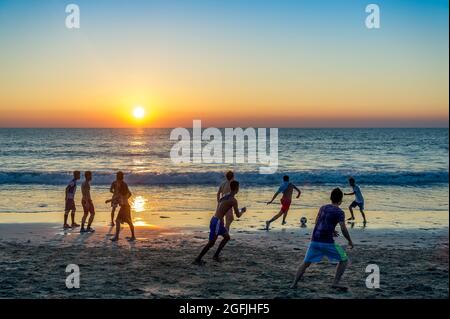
left=0, top=0, right=448, bottom=127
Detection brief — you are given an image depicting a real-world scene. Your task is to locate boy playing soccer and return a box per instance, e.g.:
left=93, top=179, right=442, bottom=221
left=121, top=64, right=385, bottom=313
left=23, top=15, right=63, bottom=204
left=80, top=171, right=95, bottom=233
left=110, top=180, right=136, bottom=242
left=63, top=171, right=81, bottom=229
left=344, top=177, right=367, bottom=223
left=106, top=171, right=124, bottom=226
left=217, top=170, right=235, bottom=231
left=291, top=188, right=354, bottom=291
left=194, top=181, right=246, bottom=265
left=265, top=175, right=301, bottom=230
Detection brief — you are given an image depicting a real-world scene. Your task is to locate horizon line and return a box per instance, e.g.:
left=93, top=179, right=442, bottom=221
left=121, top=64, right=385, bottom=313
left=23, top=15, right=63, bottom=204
left=0, top=126, right=448, bottom=129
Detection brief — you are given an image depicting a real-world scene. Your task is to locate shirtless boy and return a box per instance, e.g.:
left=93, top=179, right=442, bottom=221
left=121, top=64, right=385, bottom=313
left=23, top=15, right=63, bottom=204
left=80, top=171, right=95, bottom=233
left=217, top=170, right=235, bottom=230
left=194, top=181, right=246, bottom=264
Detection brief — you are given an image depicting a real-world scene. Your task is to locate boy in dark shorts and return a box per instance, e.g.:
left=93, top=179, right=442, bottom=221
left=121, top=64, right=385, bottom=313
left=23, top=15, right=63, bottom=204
left=63, top=171, right=81, bottom=229
left=106, top=171, right=124, bottom=226
left=265, top=175, right=301, bottom=230
left=194, top=181, right=246, bottom=265
left=80, top=171, right=95, bottom=233
left=345, top=177, right=367, bottom=223
left=111, top=181, right=136, bottom=242
left=291, top=188, right=354, bottom=290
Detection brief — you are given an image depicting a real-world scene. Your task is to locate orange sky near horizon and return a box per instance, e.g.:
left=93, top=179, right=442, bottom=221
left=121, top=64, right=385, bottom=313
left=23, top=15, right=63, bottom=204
left=0, top=74, right=447, bottom=127
left=0, top=1, right=448, bottom=128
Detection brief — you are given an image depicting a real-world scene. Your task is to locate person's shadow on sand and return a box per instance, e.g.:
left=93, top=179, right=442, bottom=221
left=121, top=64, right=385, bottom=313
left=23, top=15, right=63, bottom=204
left=103, top=226, right=116, bottom=244
left=127, top=238, right=137, bottom=248
left=76, top=232, right=95, bottom=245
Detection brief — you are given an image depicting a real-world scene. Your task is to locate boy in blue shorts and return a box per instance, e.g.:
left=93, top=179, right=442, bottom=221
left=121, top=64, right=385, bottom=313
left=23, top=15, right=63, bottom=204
left=345, top=177, right=367, bottom=224
left=194, top=181, right=246, bottom=265
left=291, top=188, right=354, bottom=290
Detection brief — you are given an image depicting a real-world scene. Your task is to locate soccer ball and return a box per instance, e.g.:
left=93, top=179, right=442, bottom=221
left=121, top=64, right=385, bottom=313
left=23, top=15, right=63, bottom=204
left=300, top=217, right=307, bottom=226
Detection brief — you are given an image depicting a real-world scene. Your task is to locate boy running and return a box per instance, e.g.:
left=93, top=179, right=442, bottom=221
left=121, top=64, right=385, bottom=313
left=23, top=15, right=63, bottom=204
left=80, top=171, right=95, bottom=233
left=265, top=175, right=301, bottom=230
left=344, top=177, right=367, bottom=223
left=291, top=188, right=353, bottom=291
left=217, top=170, right=235, bottom=231
left=111, top=180, right=136, bottom=242
left=63, top=171, right=81, bottom=229
left=106, top=171, right=124, bottom=226
left=194, top=181, right=246, bottom=265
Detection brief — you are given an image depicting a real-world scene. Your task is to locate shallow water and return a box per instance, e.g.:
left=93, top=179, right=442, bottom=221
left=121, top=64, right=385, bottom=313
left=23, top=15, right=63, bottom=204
left=0, top=128, right=448, bottom=229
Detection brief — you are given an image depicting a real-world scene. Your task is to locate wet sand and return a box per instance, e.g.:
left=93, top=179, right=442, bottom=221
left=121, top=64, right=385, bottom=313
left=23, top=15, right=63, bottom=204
left=0, top=222, right=447, bottom=299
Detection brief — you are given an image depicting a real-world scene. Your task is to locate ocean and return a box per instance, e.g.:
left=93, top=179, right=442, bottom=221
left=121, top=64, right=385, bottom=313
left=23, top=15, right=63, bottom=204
left=0, top=128, right=448, bottom=224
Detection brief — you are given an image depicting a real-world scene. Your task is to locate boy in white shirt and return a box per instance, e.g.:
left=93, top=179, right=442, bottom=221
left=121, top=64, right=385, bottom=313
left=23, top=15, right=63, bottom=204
left=344, top=177, right=367, bottom=223
left=63, top=171, right=81, bottom=229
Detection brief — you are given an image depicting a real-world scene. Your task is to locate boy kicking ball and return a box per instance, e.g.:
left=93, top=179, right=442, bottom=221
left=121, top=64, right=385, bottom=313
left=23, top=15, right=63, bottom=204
left=291, top=188, right=353, bottom=291
left=194, top=181, right=246, bottom=265
left=265, top=175, right=301, bottom=230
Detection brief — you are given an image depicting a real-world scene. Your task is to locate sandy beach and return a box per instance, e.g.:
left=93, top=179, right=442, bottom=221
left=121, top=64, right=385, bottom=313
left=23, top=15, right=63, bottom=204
left=0, top=0, right=448, bottom=307
left=0, top=219, right=447, bottom=299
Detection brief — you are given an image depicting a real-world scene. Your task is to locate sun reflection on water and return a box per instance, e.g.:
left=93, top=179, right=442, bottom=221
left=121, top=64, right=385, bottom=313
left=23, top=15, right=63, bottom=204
left=133, top=219, right=149, bottom=227
left=132, top=195, right=146, bottom=213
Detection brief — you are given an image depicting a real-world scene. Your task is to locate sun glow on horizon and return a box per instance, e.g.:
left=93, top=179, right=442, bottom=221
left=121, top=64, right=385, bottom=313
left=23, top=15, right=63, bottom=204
left=132, top=106, right=146, bottom=119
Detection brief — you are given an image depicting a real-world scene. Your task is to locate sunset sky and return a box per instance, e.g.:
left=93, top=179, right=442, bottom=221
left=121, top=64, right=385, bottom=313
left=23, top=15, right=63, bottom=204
left=0, top=0, right=448, bottom=128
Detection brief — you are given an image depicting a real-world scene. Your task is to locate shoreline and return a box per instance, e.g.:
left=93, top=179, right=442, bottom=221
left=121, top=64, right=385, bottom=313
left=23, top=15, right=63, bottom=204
left=0, top=208, right=448, bottom=231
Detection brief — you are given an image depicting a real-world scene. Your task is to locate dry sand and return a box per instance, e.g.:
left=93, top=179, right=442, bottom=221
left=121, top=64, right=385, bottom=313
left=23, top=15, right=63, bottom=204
left=0, top=223, right=448, bottom=299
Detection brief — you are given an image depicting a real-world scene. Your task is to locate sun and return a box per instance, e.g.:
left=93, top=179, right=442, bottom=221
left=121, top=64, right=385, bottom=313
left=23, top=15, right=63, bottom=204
left=132, top=106, right=146, bottom=119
